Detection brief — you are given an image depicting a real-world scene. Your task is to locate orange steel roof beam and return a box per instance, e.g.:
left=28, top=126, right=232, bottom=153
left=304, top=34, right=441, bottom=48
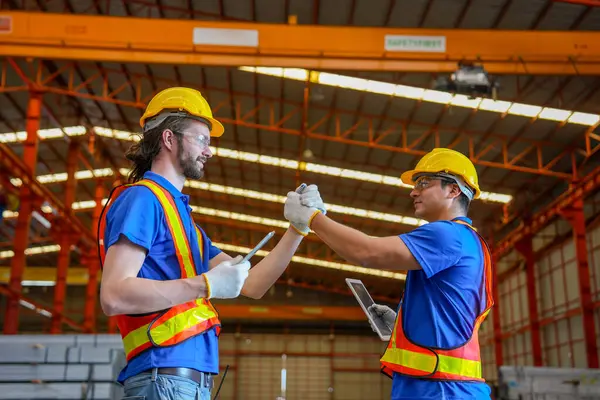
left=0, top=58, right=588, bottom=180
left=493, top=162, right=600, bottom=259
left=0, top=142, right=96, bottom=249
left=2, top=11, right=600, bottom=75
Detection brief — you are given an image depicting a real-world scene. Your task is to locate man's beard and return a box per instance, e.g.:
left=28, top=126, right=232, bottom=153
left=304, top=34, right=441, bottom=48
left=178, top=144, right=204, bottom=180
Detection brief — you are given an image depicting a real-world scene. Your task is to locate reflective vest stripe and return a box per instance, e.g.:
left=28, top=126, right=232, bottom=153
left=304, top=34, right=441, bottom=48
left=126, top=341, right=153, bottom=362
left=194, top=226, right=205, bottom=267
left=380, top=219, right=493, bottom=382
left=380, top=348, right=482, bottom=379
left=436, top=355, right=482, bottom=379
left=154, top=312, right=220, bottom=347
left=151, top=299, right=200, bottom=327
left=158, top=318, right=219, bottom=348
left=122, top=322, right=154, bottom=359
left=98, top=179, right=219, bottom=362
left=119, top=301, right=199, bottom=356
left=134, top=180, right=198, bottom=278
left=147, top=300, right=218, bottom=346
left=119, top=305, right=220, bottom=354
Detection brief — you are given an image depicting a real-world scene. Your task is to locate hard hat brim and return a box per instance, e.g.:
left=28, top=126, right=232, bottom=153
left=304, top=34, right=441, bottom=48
left=140, top=111, right=225, bottom=138
left=206, top=117, right=225, bottom=138
left=400, top=170, right=417, bottom=186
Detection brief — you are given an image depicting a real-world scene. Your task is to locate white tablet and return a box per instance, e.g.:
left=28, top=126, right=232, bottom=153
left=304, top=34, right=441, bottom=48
left=346, top=278, right=392, bottom=341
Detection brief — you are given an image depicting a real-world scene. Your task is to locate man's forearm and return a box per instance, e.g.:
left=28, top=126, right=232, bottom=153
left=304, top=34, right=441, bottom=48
left=310, top=212, right=373, bottom=266
left=101, top=275, right=207, bottom=316
left=242, top=227, right=303, bottom=299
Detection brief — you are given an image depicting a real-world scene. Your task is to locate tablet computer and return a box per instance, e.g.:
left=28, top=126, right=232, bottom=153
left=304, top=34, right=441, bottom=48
left=346, top=278, right=393, bottom=341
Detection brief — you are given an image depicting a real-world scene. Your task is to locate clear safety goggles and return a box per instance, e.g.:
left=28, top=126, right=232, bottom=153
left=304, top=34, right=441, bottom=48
left=413, top=173, right=474, bottom=201
left=178, top=131, right=211, bottom=148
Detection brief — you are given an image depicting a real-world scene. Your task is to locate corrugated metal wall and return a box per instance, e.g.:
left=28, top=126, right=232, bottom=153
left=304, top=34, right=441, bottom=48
left=480, top=218, right=600, bottom=382
left=213, top=333, right=391, bottom=399
left=537, top=237, right=587, bottom=368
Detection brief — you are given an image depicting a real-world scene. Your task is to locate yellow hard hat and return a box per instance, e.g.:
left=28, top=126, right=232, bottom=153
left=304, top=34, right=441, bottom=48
left=400, top=148, right=481, bottom=199
left=139, top=87, right=224, bottom=137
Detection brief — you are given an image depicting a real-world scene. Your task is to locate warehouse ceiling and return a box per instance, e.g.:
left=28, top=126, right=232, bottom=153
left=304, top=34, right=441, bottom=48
left=1, top=0, right=600, bottom=330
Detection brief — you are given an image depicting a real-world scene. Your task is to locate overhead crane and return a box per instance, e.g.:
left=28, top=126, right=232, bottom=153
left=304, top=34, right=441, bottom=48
left=1, top=11, right=600, bottom=74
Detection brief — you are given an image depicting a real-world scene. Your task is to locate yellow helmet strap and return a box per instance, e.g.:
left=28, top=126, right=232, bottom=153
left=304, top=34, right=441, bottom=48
left=143, top=110, right=212, bottom=133
left=416, top=172, right=475, bottom=201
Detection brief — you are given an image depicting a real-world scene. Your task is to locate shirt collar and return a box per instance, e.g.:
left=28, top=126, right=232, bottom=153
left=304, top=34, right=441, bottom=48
left=142, top=171, right=190, bottom=204
left=452, top=216, right=473, bottom=225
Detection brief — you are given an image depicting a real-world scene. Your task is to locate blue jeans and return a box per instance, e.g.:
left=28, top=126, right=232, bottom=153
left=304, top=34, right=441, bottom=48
left=122, top=369, right=211, bottom=400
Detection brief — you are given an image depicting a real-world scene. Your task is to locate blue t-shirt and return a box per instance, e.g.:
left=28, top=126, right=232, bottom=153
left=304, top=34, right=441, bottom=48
left=391, top=217, right=491, bottom=400
left=103, top=171, right=222, bottom=383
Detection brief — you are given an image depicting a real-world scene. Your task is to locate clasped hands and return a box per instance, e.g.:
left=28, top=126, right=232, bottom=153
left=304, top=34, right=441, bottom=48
left=284, top=184, right=327, bottom=236
left=202, top=184, right=327, bottom=300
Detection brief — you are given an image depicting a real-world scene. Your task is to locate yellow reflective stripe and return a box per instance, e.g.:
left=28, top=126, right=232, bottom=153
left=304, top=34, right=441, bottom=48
left=122, top=322, right=151, bottom=356
left=148, top=300, right=217, bottom=345
left=438, top=353, right=482, bottom=379
left=194, top=225, right=204, bottom=263
left=381, top=348, right=482, bottom=379
left=136, top=181, right=196, bottom=278
left=381, top=348, right=437, bottom=375
left=122, top=300, right=218, bottom=355
left=390, top=317, right=398, bottom=347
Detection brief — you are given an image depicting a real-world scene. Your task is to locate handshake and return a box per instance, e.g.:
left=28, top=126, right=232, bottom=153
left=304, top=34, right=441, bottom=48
left=284, top=184, right=328, bottom=236
left=201, top=184, right=327, bottom=300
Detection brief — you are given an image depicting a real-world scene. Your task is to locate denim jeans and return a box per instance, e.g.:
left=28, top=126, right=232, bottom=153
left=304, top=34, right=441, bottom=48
left=122, top=369, right=211, bottom=400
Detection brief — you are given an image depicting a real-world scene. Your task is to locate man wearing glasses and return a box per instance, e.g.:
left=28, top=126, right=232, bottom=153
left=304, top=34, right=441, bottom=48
left=284, top=148, right=495, bottom=399
left=98, top=87, right=310, bottom=400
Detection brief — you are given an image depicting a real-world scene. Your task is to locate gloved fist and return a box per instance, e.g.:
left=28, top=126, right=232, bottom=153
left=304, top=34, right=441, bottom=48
left=368, top=304, right=397, bottom=331
left=283, top=192, right=321, bottom=236
left=284, top=186, right=322, bottom=236
left=299, top=184, right=327, bottom=215
left=202, top=255, right=250, bottom=299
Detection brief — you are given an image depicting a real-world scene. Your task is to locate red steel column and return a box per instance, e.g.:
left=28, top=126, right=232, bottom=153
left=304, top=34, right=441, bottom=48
left=50, top=141, right=78, bottom=333
left=4, top=91, right=42, bottom=334
left=514, top=235, right=543, bottom=366
left=559, top=197, right=599, bottom=368
left=84, top=180, right=104, bottom=333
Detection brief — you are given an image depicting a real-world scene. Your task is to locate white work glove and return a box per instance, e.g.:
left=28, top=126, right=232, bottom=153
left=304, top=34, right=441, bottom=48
left=202, top=255, right=250, bottom=299
left=299, top=184, right=327, bottom=215
left=283, top=183, right=324, bottom=236
left=368, top=304, right=397, bottom=333
left=285, top=184, right=325, bottom=236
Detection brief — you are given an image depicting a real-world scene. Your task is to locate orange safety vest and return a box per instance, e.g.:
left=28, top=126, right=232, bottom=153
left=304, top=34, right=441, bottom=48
left=97, top=179, right=221, bottom=362
left=380, top=220, right=494, bottom=382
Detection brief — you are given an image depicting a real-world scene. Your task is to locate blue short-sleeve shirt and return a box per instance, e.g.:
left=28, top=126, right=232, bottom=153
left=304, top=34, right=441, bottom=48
left=103, top=171, right=222, bottom=383
left=391, top=217, right=492, bottom=400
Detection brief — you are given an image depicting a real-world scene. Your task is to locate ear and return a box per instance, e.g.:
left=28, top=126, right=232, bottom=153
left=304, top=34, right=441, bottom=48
left=161, top=129, right=177, bottom=152
left=447, top=183, right=462, bottom=200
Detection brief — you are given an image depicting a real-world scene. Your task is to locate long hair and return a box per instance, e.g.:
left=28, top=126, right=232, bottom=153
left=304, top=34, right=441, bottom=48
left=125, top=116, right=190, bottom=183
